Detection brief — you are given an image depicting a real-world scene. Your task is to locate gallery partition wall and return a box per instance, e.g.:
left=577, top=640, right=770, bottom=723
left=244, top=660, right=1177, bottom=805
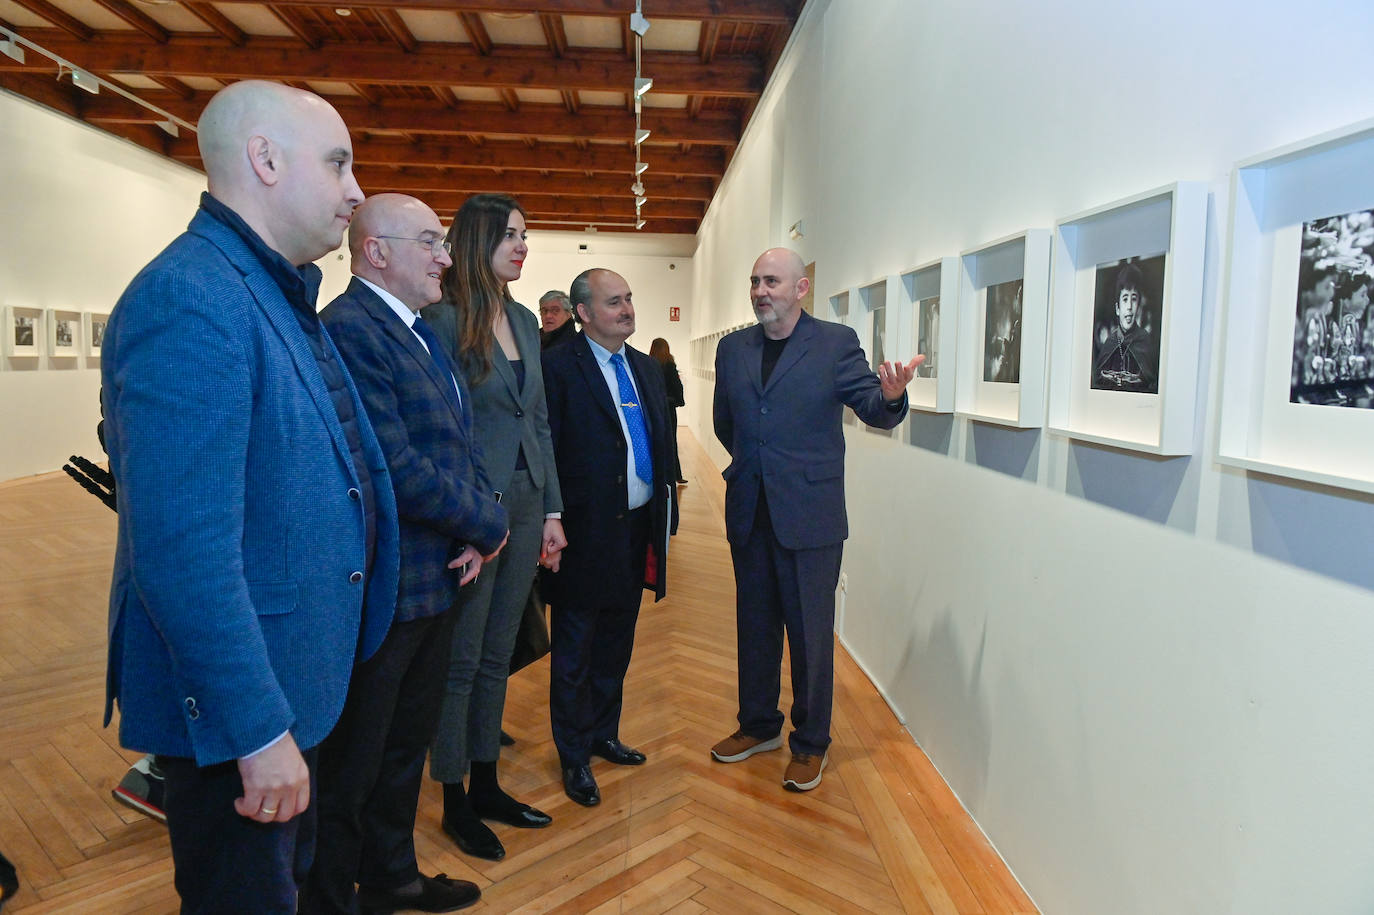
left=686, top=1, right=1374, bottom=914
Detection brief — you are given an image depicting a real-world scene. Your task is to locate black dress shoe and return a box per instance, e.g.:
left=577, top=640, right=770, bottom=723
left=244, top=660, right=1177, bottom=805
left=562, top=765, right=600, bottom=807
left=471, top=794, right=553, bottom=828
left=591, top=737, right=646, bottom=766
left=441, top=815, right=506, bottom=861
left=499, top=729, right=516, bottom=747
left=356, top=873, right=480, bottom=913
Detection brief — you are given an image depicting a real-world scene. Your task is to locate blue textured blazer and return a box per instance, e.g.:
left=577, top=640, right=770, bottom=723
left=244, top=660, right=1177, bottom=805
left=101, top=209, right=401, bottom=766
left=713, top=310, right=906, bottom=550
left=321, top=278, right=509, bottom=623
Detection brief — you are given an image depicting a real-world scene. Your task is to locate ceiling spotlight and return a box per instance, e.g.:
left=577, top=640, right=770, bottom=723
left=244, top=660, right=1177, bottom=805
left=636, top=219, right=646, bottom=230
left=634, top=128, right=650, bottom=145
left=788, top=219, right=805, bottom=240
left=69, top=67, right=99, bottom=95
left=334, top=7, right=351, bottom=14
left=0, top=39, right=25, bottom=64
left=629, top=11, right=650, bottom=36
left=630, top=181, right=644, bottom=196
left=634, top=77, right=652, bottom=98
left=635, top=196, right=647, bottom=208
left=155, top=119, right=179, bottom=137
left=634, top=161, right=648, bottom=176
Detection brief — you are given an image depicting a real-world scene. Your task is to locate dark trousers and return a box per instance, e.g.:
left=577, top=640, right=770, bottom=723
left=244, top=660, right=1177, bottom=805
left=161, top=747, right=319, bottom=915
left=729, top=491, right=843, bottom=757
left=549, top=505, right=650, bottom=767
left=299, top=610, right=457, bottom=915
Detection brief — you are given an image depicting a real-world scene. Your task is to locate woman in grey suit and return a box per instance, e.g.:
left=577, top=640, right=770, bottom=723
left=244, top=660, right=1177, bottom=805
left=428, top=194, right=567, bottom=860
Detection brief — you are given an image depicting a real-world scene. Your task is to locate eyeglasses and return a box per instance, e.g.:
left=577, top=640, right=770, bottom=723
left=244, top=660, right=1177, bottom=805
left=375, top=235, right=452, bottom=257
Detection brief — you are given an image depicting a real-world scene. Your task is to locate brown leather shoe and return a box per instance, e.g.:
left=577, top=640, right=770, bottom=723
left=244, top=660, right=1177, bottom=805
left=782, top=752, right=827, bottom=791
left=710, top=730, right=783, bottom=763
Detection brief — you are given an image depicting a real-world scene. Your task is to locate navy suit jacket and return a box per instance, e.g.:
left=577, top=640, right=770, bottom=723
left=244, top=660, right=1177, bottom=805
left=542, top=332, right=674, bottom=605
left=321, top=278, right=508, bottom=623
left=102, top=209, right=400, bottom=766
left=713, top=310, right=907, bottom=550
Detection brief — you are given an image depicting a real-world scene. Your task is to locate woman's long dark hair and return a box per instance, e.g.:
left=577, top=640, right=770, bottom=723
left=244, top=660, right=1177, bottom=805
left=440, top=193, right=526, bottom=384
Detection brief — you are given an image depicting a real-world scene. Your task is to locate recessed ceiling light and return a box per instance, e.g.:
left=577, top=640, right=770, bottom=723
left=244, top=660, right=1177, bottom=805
left=335, top=8, right=351, bottom=16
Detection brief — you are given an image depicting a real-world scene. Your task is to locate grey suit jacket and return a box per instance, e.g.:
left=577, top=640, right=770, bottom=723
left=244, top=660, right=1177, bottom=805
left=426, top=298, right=563, bottom=515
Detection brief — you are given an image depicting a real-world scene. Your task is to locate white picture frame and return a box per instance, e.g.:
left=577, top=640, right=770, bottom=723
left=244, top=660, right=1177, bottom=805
left=857, top=276, right=894, bottom=370
left=828, top=288, right=851, bottom=324
left=5, top=305, right=43, bottom=357
left=953, top=230, right=1052, bottom=427
left=898, top=257, right=959, bottom=413
left=1046, top=183, right=1208, bottom=454
left=47, top=308, right=82, bottom=359
left=85, top=311, right=109, bottom=357
left=1216, top=117, right=1374, bottom=495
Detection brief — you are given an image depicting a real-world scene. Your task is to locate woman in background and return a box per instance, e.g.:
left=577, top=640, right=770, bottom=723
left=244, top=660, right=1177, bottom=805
left=649, top=338, right=686, bottom=485
left=427, top=194, right=566, bottom=861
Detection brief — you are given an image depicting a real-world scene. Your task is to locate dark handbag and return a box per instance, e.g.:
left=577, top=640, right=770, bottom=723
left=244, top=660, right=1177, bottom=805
left=508, top=574, right=550, bottom=674
left=0, top=848, right=18, bottom=912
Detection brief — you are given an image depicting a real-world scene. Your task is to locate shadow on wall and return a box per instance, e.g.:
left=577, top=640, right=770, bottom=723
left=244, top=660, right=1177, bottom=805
left=905, top=411, right=955, bottom=455
left=1066, top=440, right=1196, bottom=533
left=967, top=422, right=1040, bottom=481
left=1246, top=472, right=1374, bottom=592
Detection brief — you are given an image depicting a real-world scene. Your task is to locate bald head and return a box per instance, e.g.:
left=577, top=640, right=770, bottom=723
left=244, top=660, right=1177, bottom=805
left=750, top=247, right=810, bottom=339
left=348, top=194, right=452, bottom=311
left=195, top=80, right=363, bottom=266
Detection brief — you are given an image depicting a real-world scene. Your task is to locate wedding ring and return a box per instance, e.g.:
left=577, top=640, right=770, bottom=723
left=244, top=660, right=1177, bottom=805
left=261, top=805, right=278, bottom=815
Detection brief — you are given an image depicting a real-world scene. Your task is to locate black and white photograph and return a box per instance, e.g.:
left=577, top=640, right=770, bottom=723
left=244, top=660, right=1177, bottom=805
left=983, top=278, right=1022, bottom=383
left=1290, top=207, right=1374, bottom=409
left=1090, top=254, right=1166, bottom=394
left=54, top=318, right=74, bottom=350
left=90, top=317, right=107, bottom=349
left=870, top=300, right=886, bottom=369
left=917, top=295, right=939, bottom=378
left=14, top=314, right=34, bottom=348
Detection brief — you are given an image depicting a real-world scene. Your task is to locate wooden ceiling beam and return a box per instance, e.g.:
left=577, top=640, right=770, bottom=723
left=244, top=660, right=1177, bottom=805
left=375, top=9, right=418, bottom=53
left=89, top=0, right=169, bottom=42
left=171, top=135, right=725, bottom=177
left=181, top=2, right=247, bottom=45
left=77, top=92, right=740, bottom=145
left=6, top=0, right=93, bottom=39
left=148, top=75, right=195, bottom=100
left=268, top=5, right=321, bottom=49
left=523, top=216, right=700, bottom=234
left=540, top=13, right=567, bottom=58
left=0, top=34, right=763, bottom=96
left=351, top=166, right=716, bottom=201
left=188, top=0, right=792, bottom=25
left=386, top=192, right=702, bottom=221
left=458, top=12, right=491, bottom=55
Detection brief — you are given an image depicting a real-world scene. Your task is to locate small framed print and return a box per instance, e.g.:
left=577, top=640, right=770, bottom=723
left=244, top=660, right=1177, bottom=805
left=85, top=311, right=109, bottom=357
left=953, top=230, right=1052, bottom=427
left=898, top=257, right=959, bottom=413
left=1046, top=182, right=1208, bottom=454
left=857, top=276, right=894, bottom=371
left=1216, top=117, right=1374, bottom=494
left=48, top=309, right=83, bottom=359
left=5, top=305, right=43, bottom=357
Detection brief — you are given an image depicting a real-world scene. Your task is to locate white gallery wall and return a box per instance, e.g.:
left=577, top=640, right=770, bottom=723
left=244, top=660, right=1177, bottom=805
left=0, top=89, right=694, bottom=482
left=688, top=1, right=1374, bottom=914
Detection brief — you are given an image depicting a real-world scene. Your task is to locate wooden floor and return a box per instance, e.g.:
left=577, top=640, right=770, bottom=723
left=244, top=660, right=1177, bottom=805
left=0, top=431, right=1037, bottom=914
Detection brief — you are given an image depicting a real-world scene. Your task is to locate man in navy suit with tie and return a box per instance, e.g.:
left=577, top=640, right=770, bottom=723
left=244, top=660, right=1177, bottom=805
left=542, top=268, right=675, bottom=807
left=302, top=194, right=508, bottom=914
left=102, top=81, right=401, bottom=912
left=709, top=247, right=921, bottom=792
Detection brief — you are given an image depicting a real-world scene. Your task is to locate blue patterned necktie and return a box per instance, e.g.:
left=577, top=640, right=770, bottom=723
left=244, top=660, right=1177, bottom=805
left=412, top=313, right=462, bottom=415
left=610, top=352, right=653, bottom=484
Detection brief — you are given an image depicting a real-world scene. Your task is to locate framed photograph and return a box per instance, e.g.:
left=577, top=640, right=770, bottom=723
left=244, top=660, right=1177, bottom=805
left=1216, top=117, right=1374, bottom=494
left=5, top=305, right=43, bottom=357
left=898, top=257, right=959, bottom=413
left=85, top=311, right=109, bottom=357
left=828, top=288, right=851, bottom=324
left=953, top=230, right=1052, bottom=427
left=47, top=308, right=82, bottom=359
left=858, top=277, right=893, bottom=370
left=1046, top=183, right=1208, bottom=454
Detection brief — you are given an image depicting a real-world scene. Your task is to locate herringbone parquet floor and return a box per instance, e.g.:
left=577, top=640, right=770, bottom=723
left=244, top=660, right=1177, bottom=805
left=0, top=430, right=1037, bottom=914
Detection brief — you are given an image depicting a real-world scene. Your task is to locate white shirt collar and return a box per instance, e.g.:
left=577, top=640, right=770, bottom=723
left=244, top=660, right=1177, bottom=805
left=356, top=275, right=418, bottom=329
left=584, top=333, right=628, bottom=366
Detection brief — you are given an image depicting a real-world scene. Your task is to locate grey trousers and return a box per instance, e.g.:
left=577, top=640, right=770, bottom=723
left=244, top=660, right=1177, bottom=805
left=430, top=467, right=544, bottom=783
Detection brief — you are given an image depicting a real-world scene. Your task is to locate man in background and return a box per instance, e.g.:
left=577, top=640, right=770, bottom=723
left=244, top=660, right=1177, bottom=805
left=539, top=289, right=577, bottom=350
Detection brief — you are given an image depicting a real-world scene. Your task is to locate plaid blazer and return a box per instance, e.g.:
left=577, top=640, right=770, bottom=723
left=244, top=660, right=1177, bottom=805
left=322, top=278, right=508, bottom=624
